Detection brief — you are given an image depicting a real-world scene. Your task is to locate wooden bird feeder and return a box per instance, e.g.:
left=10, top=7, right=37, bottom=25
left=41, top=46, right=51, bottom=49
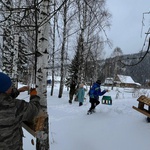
left=22, top=112, right=47, bottom=137
left=133, top=95, right=150, bottom=120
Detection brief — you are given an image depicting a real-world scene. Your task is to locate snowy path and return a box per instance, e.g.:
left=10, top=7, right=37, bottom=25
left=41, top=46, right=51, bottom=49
left=49, top=91, right=150, bottom=150
left=21, top=86, right=150, bottom=150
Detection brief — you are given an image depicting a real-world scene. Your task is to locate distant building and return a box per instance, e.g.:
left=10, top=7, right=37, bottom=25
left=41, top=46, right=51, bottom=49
left=104, top=74, right=141, bottom=88
left=104, top=77, right=113, bottom=86
left=115, top=74, right=141, bottom=88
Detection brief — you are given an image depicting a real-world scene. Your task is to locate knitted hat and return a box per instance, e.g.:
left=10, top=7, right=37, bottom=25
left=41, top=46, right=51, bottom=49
left=0, top=72, right=12, bottom=93
left=96, top=80, right=101, bottom=85
left=79, top=83, right=84, bottom=88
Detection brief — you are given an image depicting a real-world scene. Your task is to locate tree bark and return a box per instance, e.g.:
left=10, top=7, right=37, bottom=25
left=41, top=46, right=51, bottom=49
left=36, top=0, right=51, bottom=149
left=58, top=1, right=68, bottom=98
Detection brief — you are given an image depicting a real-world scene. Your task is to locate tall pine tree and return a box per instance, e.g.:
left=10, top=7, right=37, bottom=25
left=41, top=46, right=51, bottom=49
left=66, top=33, right=85, bottom=102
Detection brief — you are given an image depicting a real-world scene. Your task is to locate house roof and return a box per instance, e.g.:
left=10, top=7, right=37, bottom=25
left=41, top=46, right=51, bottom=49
left=117, top=74, right=135, bottom=84
left=104, top=77, right=113, bottom=84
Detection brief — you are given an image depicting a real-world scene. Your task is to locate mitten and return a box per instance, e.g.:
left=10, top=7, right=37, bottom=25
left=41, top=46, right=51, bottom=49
left=30, top=88, right=37, bottom=96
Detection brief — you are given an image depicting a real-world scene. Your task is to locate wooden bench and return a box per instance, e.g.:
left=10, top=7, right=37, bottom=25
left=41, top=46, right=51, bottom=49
left=133, top=95, right=150, bottom=120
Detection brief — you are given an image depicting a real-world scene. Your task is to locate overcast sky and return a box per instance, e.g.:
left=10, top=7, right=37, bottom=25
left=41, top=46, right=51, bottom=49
left=104, top=0, right=150, bottom=57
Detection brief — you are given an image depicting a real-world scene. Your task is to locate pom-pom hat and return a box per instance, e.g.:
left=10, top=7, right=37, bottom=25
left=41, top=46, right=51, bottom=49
left=0, top=72, right=12, bottom=93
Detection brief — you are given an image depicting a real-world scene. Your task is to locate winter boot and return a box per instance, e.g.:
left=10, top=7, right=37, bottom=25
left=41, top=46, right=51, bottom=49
left=79, top=102, right=83, bottom=106
left=87, top=109, right=92, bottom=115
left=91, top=109, right=96, bottom=113
left=69, top=100, right=72, bottom=104
left=96, top=100, right=100, bottom=106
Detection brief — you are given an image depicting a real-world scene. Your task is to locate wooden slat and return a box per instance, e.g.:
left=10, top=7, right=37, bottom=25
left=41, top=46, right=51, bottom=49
left=132, top=106, right=150, bottom=118
left=22, top=122, right=36, bottom=137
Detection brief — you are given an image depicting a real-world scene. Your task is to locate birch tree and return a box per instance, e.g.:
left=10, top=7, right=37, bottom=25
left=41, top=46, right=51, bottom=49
left=0, top=0, right=36, bottom=85
left=58, top=0, right=69, bottom=98
left=36, top=0, right=51, bottom=149
left=50, top=0, right=57, bottom=96
left=11, top=0, right=22, bottom=87
left=75, top=0, right=111, bottom=83
left=64, top=0, right=110, bottom=88
left=1, top=0, right=13, bottom=77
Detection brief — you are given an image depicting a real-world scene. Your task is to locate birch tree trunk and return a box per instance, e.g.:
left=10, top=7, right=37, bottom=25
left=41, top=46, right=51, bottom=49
left=51, top=0, right=56, bottom=96
left=1, top=0, right=13, bottom=77
left=58, top=1, right=68, bottom=98
left=12, top=33, right=19, bottom=88
left=12, top=0, right=21, bottom=88
left=36, top=0, right=51, bottom=149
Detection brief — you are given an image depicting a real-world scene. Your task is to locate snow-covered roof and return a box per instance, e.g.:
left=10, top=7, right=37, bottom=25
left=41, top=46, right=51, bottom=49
left=105, top=77, right=113, bottom=80
left=135, top=82, right=141, bottom=86
left=117, top=74, right=135, bottom=84
left=104, top=77, right=113, bottom=84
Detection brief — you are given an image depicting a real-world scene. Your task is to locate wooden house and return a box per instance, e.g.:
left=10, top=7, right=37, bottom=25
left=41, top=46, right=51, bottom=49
left=104, top=75, right=141, bottom=88
left=115, top=74, right=141, bottom=88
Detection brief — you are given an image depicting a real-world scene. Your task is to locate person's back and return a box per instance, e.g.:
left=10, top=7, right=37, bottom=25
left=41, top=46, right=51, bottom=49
left=89, top=81, right=107, bottom=99
left=0, top=72, right=41, bottom=150
left=0, top=93, right=23, bottom=149
left=89, top=82, right=100, bottom=100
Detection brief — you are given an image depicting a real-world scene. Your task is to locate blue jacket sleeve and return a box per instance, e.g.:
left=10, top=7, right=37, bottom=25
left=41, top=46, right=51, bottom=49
left=98, top=88, right=107, bottom=96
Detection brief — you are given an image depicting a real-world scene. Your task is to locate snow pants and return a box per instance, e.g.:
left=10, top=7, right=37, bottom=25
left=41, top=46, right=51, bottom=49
left=89, top=98, right=100, bottom=111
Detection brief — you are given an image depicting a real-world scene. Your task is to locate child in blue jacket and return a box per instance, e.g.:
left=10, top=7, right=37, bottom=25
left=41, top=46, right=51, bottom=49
left=88, top=80, right=108, bottom=114
left=76, top=83, right=85, bottom=106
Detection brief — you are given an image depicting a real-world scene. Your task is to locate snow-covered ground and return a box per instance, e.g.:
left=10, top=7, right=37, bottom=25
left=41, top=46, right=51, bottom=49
left=19, top=84, right=150, bottom=150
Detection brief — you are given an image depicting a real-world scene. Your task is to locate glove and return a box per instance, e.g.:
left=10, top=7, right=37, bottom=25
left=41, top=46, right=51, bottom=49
left=30, top=88, right=37, bottom=96
left=105, top=89, right=109, bottom=92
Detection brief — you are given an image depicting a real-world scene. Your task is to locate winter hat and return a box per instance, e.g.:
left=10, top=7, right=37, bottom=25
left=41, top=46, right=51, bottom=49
left=96, top=80, right=101, bottom=85
left=0, top=72, right=12, bottom=93
left=79, top=83, right=84, bottom=88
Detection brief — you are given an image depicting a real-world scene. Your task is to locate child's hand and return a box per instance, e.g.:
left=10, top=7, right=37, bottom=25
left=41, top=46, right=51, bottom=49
left=105, top=89, right=110, bottom=92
